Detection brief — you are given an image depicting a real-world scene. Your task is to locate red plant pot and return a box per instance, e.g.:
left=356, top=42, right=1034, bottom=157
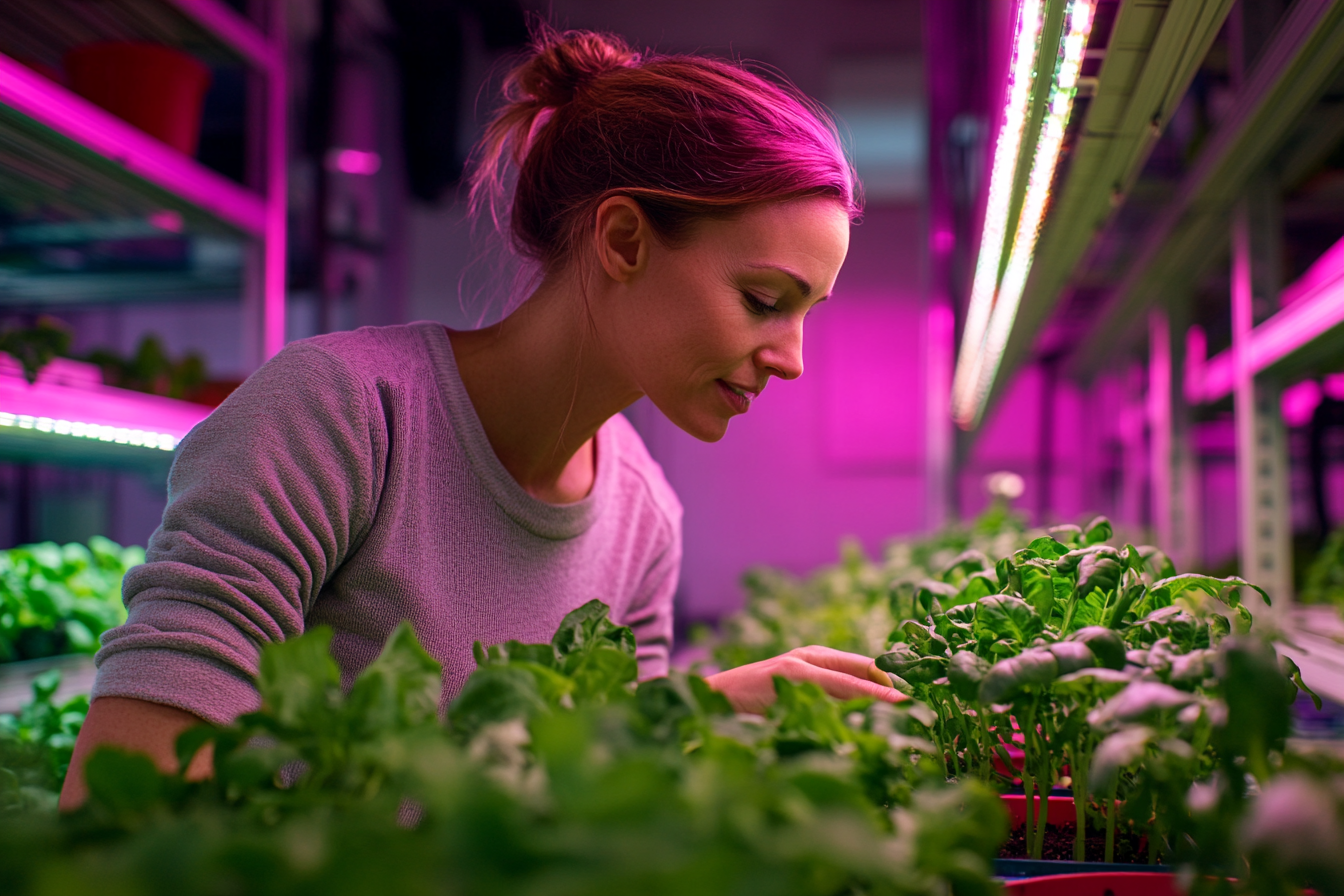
left=1002, top=872, right=1182, bottom=895
left=1001, top=793, right=1080, bottom=829
left=64, top=42, right=211, bottom=155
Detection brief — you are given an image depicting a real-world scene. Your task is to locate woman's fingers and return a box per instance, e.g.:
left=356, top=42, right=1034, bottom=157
left=777, top=655, right=905, bottom=704
left=788, top=644, right=884, bottom=678
left=702, top=645, right=907, bottom=714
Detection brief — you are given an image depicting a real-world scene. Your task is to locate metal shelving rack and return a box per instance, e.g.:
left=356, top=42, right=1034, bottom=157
left=949, top=0, right=1344, bottom=694
left=0, top=0, right=287, bottom=466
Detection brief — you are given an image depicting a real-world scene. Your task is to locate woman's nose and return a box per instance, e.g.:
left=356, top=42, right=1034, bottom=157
left=755, top=320, right=805, bottom=380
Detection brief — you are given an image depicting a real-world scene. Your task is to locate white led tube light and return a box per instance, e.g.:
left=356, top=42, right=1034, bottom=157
left=952, top=0, right=1097, bottom=430
left=0, top=412, right=178, bottom=451
left=951, top=0, right=1044, bottom=425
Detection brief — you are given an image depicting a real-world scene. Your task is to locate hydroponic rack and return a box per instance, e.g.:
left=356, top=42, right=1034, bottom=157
left=947, top=0, right=1344, bottom=691
left=0, top=0, right=286, bottom=466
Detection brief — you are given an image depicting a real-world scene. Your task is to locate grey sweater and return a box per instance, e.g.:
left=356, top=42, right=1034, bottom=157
left=92, top=322, right=682, bottom=725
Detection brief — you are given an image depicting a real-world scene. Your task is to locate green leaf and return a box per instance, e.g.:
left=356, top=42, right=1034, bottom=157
left=1083, top=516, right=1113, bottom=545
left=255, top=627, right=341, bottom=728
left=957, top=572, right=998, bottom=605
left=939, top=549, right=992, bottom=583
left=1076, top=553, right=1123, bottom=597
left=973, top=594, right=1044, bottom=645
left=1026, top=536, right=1070, bottom=560
left=84, top=747, right=167, bottom=816
left=1086, top=681, right=1198, bottom=730
left=1018, top=561, right=1055, bottom=620
left=1149, top=573, right=1270, bottom=614
left=876, top=644, right=948, bottom=685
left=1089, top=725, right=1153, bottom=791
left=1102, top=582, right=1145, bottom=630
left=550, top=600, right=637, bottom=661
left=947, top=651, right=990, bottom=703
left=1280, top=654, right=1322, bottom=711
left=1046, top=640, right=1097, bottom=675
left=447, top=665, right=550, bottom=738
left=1067, top=627, right=1127, bottom=670
left=1054, top=667, right=1133, bottom=699
left=1048, top=524, right=1083, bottom=546
left=345, top=621, right=443, bottom=729
left=914, top=579, right=959, bottom=614
left=978, top=648, right=1059, bottom=704
left=1215, top=637, right=1295, bottom=765
left=567, top=644, right=638, bottom=703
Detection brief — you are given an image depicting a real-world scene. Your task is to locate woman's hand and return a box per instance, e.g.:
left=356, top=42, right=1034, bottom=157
left=703, top=646, right=907, bottom=714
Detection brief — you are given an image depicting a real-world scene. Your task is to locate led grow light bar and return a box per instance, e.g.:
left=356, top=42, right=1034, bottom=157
left=952, top=0, right=1096, bottom=429
left=950, top=0, right=1044, bottom=424
left=0, top=413, right=179, bottom=451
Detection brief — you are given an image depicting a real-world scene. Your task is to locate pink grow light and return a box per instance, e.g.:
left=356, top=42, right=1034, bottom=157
left=1197, top=230, right=1344, bottom=403
left=0, top=356, right=211, bottom=450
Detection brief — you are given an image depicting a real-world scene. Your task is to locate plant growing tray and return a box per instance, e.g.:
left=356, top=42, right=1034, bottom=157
left=998, top=869, right=1179, bottom=895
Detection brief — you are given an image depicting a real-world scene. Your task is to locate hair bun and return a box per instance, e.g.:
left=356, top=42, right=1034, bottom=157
left=515, top=29, right=639, bottom=107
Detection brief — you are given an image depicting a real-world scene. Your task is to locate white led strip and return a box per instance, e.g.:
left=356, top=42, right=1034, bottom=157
left=950, top=0, right=1044, bottom=426
left=0, top=412, right=178, bottom=451
left=953, top=0, right=1096, bottom=429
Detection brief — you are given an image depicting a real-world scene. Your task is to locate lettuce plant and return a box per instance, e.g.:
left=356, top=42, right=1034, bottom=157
left=0, top=601, right=1006, bottom=896
left=0, top=538, right=141, bottom=662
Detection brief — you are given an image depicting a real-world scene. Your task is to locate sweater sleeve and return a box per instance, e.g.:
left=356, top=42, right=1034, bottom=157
left=92, top=341, right=384, bottom=724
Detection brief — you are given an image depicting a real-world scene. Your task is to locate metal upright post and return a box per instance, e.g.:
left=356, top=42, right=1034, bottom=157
left=1149, top=304, right=1202, bottom=571
left=1232, top=180, right=1292, bottom=605
left=242, top=0, right=288, bottom=370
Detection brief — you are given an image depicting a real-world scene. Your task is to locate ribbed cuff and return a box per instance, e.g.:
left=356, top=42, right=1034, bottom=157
left=92, top=647, right=261, bottom=727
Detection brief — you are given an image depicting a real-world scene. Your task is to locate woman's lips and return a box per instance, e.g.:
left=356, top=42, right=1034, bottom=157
left=716, top=379, right=758, bottom=414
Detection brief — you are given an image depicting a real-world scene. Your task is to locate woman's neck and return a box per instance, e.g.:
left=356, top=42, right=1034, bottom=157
left=447, top=276, right=641, bottom=504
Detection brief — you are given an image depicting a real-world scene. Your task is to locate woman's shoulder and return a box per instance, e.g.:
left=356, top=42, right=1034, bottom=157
left=281, top=322, right=444, bottom=382
left=601, top=413, right=682, bottom=531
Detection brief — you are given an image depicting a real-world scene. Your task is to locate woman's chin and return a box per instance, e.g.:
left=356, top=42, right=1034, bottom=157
left=664, top=408, right=731, bottom=443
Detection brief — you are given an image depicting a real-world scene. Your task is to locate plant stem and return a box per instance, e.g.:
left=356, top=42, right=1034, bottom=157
left=1060, top=589, right=1081, bottom=634
left=1104, top=777, right=1119, bottom=864
left=1070, top=743, right=1086, bottom=862
left=977, top=710, right=996, bottom=783
left=1148, top=792, right=1158, bottom=865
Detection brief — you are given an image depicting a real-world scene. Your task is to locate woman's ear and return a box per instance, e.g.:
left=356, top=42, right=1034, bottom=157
left=593, top=196, right=650, bottom=283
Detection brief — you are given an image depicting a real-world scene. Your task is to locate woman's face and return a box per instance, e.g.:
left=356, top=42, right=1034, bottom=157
left=608, top=197, right=850, bottom=442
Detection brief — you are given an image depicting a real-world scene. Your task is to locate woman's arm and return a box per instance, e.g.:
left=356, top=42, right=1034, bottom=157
left=704, top=645, right=904, bottom=714
left=58, top=697, right=214, bottom=811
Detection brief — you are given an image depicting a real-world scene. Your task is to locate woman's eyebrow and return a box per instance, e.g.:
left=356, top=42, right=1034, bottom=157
left=745, top=263, right=813, bottom=298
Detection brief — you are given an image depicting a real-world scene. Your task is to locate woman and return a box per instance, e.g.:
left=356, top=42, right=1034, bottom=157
left=60, top=28, right=900, bottom=809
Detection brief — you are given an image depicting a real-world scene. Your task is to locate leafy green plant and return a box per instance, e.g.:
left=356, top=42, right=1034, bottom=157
left=707, top=505, right=1035, bottom=670
left=85, top=334, right=206, bottom=401
left=1300, top=525, right=1344, bottom=607
left=0, top=601, right=1007, bottom=895
left=0, top=538, right=142, bottom=662
left=0, top=316, right=72, bottom=383
left=711, top=513, right=1315, bottom=868
left=0, top=669, right=88, bottom=812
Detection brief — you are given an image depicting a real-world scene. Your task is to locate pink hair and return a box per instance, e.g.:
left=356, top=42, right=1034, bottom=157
left=467, top=27, right=862, bottom=272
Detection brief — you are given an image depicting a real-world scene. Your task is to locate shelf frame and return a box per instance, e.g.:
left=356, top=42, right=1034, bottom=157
left=0, top=0, right=287, bottom=364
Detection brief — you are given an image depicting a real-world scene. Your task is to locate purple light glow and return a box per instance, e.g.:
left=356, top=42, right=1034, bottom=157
left=149, top=209, right=184, bottom=233
left=326, top=147, right=382, bottom=176
left=1282, top=379, right=1322, bottom=427
left=932, top=228, right=955, bottom=253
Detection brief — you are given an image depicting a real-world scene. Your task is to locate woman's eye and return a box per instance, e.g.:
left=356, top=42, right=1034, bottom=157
left=743, top=292, right=779, bottom=315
